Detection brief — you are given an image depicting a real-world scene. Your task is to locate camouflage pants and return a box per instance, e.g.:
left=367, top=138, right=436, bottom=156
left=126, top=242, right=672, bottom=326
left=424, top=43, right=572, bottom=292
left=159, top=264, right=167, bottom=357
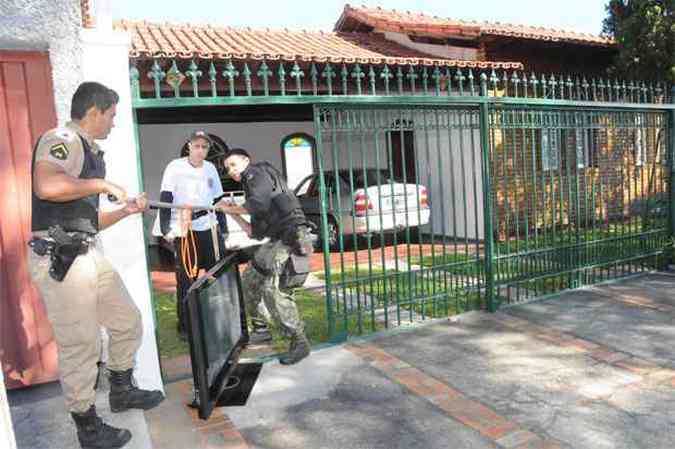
left=241, top=239, right=303, bottom=337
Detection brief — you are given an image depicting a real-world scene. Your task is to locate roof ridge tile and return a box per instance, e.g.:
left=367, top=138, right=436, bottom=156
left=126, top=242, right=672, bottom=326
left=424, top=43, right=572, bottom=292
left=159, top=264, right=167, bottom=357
left=117, top=19, right=523, bottom=70
left=339, top=4, right=613, bottom=46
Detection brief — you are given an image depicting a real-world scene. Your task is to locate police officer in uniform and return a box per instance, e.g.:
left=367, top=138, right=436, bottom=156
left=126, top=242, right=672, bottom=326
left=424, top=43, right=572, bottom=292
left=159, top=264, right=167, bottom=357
left=29, top=82, right=163, bottom=449
left=216, top=148, right=313, bottom=365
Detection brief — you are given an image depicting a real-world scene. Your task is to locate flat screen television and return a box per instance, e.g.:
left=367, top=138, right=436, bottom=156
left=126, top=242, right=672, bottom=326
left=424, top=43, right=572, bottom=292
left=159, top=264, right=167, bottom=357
left=185, top=253, right=249, bottom=419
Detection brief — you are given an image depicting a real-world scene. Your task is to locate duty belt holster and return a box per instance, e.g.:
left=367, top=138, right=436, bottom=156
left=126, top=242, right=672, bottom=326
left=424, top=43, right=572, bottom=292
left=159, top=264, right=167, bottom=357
left=29, top=225, right=91, bottom=282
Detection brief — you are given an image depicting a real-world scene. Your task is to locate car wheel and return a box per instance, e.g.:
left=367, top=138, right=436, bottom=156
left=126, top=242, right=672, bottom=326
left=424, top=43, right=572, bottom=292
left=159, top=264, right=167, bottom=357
left=396, top=226, right=420, bottom=244
left=307, top=215, right=340, bottom=252
left=357, top=233, right=375, bottom=249
left=326, top=218, right=340, bottom=251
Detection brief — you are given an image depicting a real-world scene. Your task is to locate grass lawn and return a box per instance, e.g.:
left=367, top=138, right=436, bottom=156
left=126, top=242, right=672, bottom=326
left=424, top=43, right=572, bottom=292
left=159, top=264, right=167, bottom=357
left=314, top=264, right=482, bottom=329
left=152, top=287, right=332, bottom=359
left=152, top=289, right=189, bottom=359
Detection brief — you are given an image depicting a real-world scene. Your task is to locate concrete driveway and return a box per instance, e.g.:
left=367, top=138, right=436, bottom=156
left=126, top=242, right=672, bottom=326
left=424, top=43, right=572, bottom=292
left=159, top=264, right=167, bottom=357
left=10, top=273, right=675, bottom=449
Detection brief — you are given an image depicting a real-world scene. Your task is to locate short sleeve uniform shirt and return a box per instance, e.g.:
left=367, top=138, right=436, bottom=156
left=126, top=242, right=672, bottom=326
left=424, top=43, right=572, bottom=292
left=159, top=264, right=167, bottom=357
left=33, top=121, right=101, bottom=177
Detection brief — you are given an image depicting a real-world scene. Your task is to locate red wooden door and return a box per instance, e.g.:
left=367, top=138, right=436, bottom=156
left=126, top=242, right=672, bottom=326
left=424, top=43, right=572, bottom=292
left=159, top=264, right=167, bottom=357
left=0, top=51, right=58, bottom=389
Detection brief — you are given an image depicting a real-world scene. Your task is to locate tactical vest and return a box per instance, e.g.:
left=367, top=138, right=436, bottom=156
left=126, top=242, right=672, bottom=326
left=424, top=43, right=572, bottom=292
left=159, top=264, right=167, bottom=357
left=32, top=134, right=105, bottom=234
left=244, top=162, right=305, bottom=240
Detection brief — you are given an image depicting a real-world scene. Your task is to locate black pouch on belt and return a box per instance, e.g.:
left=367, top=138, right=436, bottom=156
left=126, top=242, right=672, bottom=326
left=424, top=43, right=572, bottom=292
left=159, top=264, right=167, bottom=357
left=47, top=226, right=90, bottom=282
left=279, top=253, right=310, bottom=290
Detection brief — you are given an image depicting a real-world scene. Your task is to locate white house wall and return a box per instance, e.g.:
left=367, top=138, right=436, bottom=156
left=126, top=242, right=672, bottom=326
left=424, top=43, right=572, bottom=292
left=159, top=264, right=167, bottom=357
left=383, top=32, right=479, bottom=61
left=1, top=0, right=163, bottom=391
left=0, top=0, right=83, bottom=123
left=0, top=364, right=17, bottom=449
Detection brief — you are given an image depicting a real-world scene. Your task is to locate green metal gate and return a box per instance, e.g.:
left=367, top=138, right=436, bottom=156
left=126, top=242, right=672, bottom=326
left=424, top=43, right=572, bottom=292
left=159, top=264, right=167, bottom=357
left=312, top=100, right=672, bottom=340
left=488, top=107, right=670, bottom=305
left=313, top=104, right=487, bottom=340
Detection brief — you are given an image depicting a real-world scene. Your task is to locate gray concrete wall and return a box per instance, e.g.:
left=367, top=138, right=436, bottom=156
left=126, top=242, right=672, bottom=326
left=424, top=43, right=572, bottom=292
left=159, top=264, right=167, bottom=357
left=416, top=126, right=484, bottom=240
left=0, top=0, right=83, bottom=123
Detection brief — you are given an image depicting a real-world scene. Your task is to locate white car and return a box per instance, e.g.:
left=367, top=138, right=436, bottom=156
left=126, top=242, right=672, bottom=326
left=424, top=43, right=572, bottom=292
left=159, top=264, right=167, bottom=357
left=294, top=169, right=431, bottom=249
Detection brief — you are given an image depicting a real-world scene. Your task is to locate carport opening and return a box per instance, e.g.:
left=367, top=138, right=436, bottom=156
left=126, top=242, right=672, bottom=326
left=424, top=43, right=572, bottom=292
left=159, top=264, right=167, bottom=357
left=136, top=102, right=487, bottom=367
left=137, top=103, right=314, bottom=260
left=136, top=103, right=333, bottom=367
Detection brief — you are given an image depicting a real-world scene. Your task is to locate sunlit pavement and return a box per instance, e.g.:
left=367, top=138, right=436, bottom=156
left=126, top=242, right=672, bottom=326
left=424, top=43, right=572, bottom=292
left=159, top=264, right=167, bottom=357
left=10, top=272, right=675, bottom=449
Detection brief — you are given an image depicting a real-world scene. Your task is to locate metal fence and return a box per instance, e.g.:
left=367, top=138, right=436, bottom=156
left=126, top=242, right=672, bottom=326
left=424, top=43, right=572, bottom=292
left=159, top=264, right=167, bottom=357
left=311, top=94, right=673, bottom=340
left=313, top=104, right=486, bottom=340
left=130, top=60, right=674, bottom=342
left=489, top=107, right=670, bottom=305
left=131, top=59, right=673, bottom=104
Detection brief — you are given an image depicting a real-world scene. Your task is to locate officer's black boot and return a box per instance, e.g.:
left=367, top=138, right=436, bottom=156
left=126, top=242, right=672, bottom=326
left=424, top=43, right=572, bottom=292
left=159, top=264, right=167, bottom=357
left=278, top=332, right=311, bottom=365
left=71, top=405, right=132, bottom=449
left=249, top=317, right=272, bottom=344
left=109, top=368, right=165, bottom=413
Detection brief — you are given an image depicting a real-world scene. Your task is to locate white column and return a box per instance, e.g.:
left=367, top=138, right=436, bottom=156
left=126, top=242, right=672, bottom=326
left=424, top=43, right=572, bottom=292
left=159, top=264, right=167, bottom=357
left=93, top=0, right=113, bottom=31
left=0, top=364, right=17, bottom=449
left=79, top=27, right=163, bottom=392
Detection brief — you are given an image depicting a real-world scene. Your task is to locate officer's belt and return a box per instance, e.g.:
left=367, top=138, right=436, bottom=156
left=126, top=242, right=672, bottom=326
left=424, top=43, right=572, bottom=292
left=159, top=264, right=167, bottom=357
left=29, top=226, right=93, bottom=282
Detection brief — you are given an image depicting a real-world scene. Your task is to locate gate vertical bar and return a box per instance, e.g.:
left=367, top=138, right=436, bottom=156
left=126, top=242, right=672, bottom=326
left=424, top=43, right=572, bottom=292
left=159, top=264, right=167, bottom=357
left=479, top=76, right=496, bottom=311
left=670, top=89, right=675, bottom=244
left=313, top=105, right=336, bottom=340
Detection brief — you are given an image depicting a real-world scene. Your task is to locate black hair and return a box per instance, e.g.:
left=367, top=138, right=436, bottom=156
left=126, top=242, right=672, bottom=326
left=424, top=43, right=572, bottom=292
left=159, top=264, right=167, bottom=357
left=70, top=82, right=119, bottom=120
left=224, top=148, right=251, bottom=160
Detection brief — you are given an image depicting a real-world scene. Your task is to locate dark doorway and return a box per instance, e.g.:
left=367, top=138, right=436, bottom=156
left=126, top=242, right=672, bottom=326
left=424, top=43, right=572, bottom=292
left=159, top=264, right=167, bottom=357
left=388, top=120, right=416, bottom=182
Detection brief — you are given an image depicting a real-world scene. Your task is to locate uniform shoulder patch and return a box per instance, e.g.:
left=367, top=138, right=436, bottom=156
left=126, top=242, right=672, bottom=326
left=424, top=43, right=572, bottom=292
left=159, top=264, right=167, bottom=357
left=49, top=143, right=69, bottom=160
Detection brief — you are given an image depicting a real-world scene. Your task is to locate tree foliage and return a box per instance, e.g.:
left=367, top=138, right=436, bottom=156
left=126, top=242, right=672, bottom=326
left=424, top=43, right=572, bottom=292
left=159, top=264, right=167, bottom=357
left=602, top=0, right=674, bottom=82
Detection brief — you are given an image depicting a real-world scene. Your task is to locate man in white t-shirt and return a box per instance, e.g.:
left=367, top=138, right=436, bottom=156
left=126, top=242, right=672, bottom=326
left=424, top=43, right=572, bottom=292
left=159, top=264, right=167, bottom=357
left=158, top=130, right=227, bottom=337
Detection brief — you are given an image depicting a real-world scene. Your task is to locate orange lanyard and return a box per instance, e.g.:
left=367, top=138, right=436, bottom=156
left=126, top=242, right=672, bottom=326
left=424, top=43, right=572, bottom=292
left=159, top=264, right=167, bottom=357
left=179, top=208, right=199, bottom=279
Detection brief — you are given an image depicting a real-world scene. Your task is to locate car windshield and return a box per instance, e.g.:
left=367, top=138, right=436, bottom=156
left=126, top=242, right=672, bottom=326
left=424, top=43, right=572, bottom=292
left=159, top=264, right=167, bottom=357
left=339, top=169, right=399, bottom=188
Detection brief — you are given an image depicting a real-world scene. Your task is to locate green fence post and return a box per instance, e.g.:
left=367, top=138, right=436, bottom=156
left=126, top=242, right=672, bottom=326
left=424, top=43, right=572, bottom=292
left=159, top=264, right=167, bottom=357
left=313, top=105, right=336, bottom=340
left=479, top=74, right=496, bottom=312
left=670, top=87, right=675, bottom=246
left=129, top=64, right=140, bottom=99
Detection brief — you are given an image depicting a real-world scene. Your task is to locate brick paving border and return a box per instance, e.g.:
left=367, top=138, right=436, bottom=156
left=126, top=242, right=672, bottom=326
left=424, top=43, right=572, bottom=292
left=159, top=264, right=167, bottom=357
left=154, top=286, right=675, bottom=449
left=347, top=343, right=563, bottom=449
left=176, top=381, right=251, bottom=449
left=485, top=312, right=675, bottom=387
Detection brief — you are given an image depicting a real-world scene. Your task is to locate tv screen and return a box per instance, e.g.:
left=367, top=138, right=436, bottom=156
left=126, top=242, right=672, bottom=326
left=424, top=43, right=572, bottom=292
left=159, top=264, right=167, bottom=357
left=185, top=253, right=248, bottom=419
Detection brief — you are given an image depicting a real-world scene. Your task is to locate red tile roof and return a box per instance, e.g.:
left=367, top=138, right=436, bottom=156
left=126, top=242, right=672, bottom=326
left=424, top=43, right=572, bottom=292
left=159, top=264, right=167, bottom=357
left=113, top=20, right=523, bottom=69
left=336, top=5, right=614, bottom=47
